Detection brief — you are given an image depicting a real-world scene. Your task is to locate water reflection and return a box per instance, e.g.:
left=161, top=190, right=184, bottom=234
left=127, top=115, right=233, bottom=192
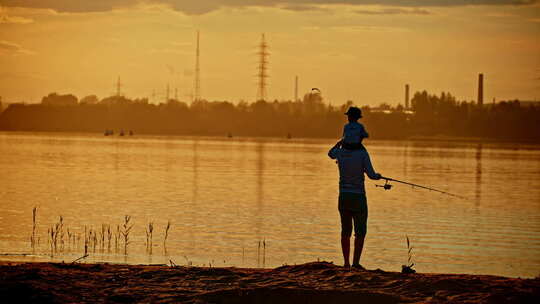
left=476, top=144, right=483, bottom=202
left=192, top=140, right=199, bottom=203
left=254, top=142, right=265, bottom=238
left=403, top=143, right=409, bottom=177
left=1, top=133, right=539, bottom=278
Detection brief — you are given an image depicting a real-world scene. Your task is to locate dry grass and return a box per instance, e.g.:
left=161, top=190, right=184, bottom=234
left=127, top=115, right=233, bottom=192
left=402, top=235, right=416, bottom=274
left=145, top=221, right=154, bottom=254
left=30, top=207, right=37, bottom=251
left=163, top=220, right=171, bottom=249
left=121, top=215, right=133, bottom=255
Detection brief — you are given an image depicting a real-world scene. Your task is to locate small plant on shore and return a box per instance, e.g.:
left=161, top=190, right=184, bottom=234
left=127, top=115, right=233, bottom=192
left=100, top=224, right=106, bottom=251
left=30, top=207, right=37, bottom=250
left=106, top=225, right=112, bottom=252
left=48, top=216, right=64, bottom=254
left=121, top=215, right=133, bottom=255
left=83, top=226, right=89, bottom=255
left=67, top=228, right=72, bottom=251
left=145, top=221, right=154, bottom=254
left=402, top=235, right=416, bottom=274
left=163, top=220, right=171, bottom=250
left=257, top=240, right=261, bottom=267
left=114, top=225, right=120, bottom=252
left=256, top=239, right=267, bottom=268
left=263, top=239, right=266, bottom=268
left=58, top=216, right=64, bottom=251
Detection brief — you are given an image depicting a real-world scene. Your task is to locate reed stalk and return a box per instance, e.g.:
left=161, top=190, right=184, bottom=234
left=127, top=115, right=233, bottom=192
left=163, top=220, right=171, bottom=249
left=402, top=235, right=416, bottom=274
left=145, top=221, right=154, bottom=253
left=84, top=226, right=88, bottom=256
left=121, top=215, right=133, bottom=255
left=58, top=216, right=64, bottom=252
left=263, top=239, right=266, bottom=268
left=106, top=225, right=112, bottom=252
left=30, top=207, right=37, bottom=251
left=257, top=240, right=261, bottom=267
left=114, top=225, right=120, bottom=252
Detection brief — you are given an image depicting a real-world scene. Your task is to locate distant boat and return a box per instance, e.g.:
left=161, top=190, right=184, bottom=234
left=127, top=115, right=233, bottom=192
left=227, top=132, right=233, bottom=138
left=119, top=129, right=125, bottom=136
left=287, top=133, right=292, bottom=139
left=129, top=130, right=134, bottom=136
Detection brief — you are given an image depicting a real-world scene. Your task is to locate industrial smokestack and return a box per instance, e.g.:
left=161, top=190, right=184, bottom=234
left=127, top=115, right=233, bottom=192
left=478, top=73, right=483, bottom=106
left=295, top=76, right=298, bottom=102
left=405, top=84, right=410, bottom=109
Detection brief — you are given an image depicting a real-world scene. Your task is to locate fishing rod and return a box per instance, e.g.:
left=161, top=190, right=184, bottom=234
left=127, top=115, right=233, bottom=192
left=376, top=176, right=467, bottom=199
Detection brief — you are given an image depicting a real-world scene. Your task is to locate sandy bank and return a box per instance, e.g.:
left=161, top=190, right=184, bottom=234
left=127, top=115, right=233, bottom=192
left=1, top=261, right=538, bottom=303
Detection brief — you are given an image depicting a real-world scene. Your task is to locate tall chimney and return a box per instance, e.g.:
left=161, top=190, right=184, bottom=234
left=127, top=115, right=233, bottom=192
left=295, top=76, right=298, bottom=102
left=478, top=73, right=483, bottom=106
left=405, top=84, right=410, bottom=109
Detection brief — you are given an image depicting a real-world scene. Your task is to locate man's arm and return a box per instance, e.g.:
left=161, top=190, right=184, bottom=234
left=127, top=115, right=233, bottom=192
left=363, top=151, right=381, bottom=180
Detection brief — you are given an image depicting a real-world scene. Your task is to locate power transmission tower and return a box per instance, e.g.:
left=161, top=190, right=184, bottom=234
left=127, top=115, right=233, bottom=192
left=194, top=30, right=201, bottom=102
left=256, top=33, right=269, bottom=102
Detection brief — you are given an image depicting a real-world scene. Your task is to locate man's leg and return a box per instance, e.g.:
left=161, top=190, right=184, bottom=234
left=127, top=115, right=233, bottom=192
left=339, top=210, right=353, bottom=267
left=352, top=235, right=365, bottom=266
left=341, top=236, right=350, bottom=267
left=351, top=209, right=368, bottom=267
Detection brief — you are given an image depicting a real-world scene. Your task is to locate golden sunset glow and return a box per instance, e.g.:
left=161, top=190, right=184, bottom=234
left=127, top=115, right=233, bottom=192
left=1, top=1, right=539, bottom=105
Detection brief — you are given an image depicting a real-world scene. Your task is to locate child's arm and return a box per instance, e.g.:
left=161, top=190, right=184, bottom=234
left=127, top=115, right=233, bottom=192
left=360, top=124, right=369, bottom=139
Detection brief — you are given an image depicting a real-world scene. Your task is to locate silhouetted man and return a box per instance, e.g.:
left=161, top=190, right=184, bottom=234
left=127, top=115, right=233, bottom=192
left=328, top=141, right=381, bottom=268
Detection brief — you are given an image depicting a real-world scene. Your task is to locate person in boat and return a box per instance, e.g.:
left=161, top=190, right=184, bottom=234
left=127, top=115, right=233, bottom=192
left=328, top=140, right=381, bottom=269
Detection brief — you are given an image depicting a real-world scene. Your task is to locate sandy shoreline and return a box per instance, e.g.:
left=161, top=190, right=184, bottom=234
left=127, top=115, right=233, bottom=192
left=1, top=261, right=539, bottom=303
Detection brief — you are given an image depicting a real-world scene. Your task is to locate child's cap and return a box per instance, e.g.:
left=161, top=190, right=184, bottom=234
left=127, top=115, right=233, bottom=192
left=344, top=106, right=362, bottom=118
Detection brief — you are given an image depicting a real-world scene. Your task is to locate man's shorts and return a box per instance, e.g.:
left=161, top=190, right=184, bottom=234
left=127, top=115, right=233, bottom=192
left=338, top=192, right=368, bottom=237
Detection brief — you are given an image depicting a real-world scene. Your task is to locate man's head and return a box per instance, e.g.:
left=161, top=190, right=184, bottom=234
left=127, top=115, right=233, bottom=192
left=345, top=107, right=362, bottom=121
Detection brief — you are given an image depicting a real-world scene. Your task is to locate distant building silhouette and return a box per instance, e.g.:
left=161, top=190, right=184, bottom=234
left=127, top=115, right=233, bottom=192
left=295, top=76, right=299, bottom=102
left=405, top=84, right=410, bottom=110
left=478, top=73, right=484, bottom=106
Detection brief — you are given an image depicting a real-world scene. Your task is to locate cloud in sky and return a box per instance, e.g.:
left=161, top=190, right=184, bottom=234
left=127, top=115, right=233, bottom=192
left=0, top=14, right=33, bottom=23
left=280, top=4, right=330, bottom=12
left=355, top=7, right=431, bottom=14
left=0, top=0, right=537, bottom=15
left=0, top=40, right=34, bottom=55
left=0, top=6, right=33, bottom=23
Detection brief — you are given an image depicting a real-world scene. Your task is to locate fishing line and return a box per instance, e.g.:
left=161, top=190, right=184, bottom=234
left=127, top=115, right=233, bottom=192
left=376, top=176, right=467, bottom=199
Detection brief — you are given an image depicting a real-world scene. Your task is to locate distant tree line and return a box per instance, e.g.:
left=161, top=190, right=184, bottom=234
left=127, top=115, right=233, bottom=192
left=0, top=91, right=539, bottom=142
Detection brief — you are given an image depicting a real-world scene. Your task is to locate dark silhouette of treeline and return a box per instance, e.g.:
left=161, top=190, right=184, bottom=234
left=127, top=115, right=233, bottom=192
left=0, top=91, right=539, bottom=142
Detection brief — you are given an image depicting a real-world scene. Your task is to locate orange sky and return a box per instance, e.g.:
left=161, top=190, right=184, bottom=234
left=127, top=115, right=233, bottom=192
left=1, top=1, right=539, bottom=106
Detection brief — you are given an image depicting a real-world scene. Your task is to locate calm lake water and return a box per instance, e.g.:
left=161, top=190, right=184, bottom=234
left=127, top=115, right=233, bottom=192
left=1, top=132, right=539, bottom=278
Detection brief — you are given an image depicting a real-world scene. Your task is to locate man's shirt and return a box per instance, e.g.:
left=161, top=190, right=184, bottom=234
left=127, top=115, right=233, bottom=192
left=328, top=146, right=379, bottom=194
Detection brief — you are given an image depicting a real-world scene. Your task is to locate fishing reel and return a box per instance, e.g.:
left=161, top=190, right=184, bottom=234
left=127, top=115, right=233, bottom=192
left=376, top=179, right=393, bottom=190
